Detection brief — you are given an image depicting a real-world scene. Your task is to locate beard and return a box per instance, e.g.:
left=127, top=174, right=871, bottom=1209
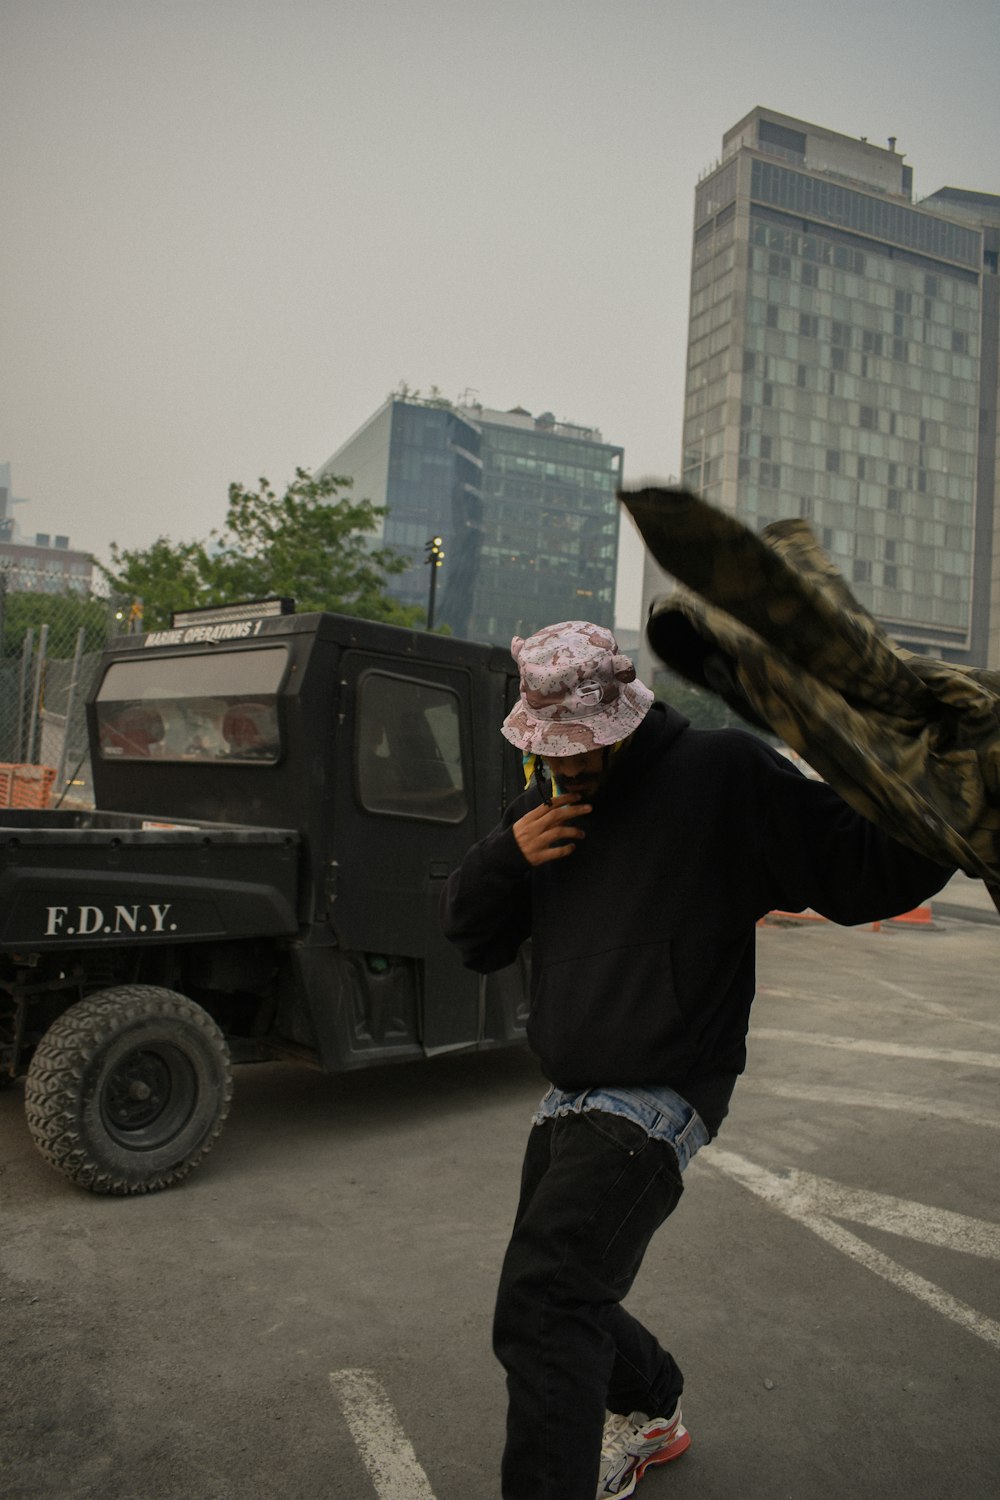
left=556, top=770, right=604, bottom=798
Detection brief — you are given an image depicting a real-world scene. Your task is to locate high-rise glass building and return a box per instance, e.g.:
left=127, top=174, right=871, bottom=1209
left=320, top=396, right=622, bottom=645
left=319, top=398, right=485, bottom=629
left=667, top=107, right=1000, bottom=667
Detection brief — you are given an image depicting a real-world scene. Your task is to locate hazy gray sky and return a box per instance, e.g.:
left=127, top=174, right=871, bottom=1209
left=2, top=0, right=998, bottom=627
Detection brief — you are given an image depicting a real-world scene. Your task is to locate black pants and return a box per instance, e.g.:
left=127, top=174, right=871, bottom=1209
left=493, top=1111, right=686, bottom=1500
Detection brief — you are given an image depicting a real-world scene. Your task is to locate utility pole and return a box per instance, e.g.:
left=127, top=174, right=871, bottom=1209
left=425, top=535, right=444, bottom=630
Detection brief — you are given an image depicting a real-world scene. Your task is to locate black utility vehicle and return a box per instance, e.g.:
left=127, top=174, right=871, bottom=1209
left=0, top=602, right=529, bottom=1193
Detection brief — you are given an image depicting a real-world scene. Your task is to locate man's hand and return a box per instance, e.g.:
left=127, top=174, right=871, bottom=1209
left=513, top=795, right=591, bottom=866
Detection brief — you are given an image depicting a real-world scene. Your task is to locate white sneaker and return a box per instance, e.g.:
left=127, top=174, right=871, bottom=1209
left=596, top=1402, right=691, bottom=1497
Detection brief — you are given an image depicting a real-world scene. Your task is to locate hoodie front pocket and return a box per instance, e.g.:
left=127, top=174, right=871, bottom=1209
left=528, top=938, right=692, bottom=1082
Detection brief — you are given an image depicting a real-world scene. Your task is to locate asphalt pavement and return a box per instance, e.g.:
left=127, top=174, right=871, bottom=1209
left=1, top=886, right=998, bottom=1500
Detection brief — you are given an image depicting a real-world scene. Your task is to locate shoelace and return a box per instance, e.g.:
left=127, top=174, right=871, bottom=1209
left=600, top=1413, right=636, bottom=1463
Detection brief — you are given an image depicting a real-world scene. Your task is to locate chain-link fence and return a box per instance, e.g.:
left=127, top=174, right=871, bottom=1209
left=0, top=574, right=134, bottom=809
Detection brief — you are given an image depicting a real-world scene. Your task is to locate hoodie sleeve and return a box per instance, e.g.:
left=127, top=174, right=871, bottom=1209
left=440, top=797, right=535, bottom=973
left=750, top=740, right=955, bottom=923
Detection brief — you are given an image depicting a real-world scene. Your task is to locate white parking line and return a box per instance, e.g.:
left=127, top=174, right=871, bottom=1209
left=705, top=1150, right=1000, bottom=1351
left=710, top=1149, right=1000, bottom=1258
left=330, top=1368, right=437, bottom=1500
left=758, top=985, right=1000, bottom=1035
left=751, top=1079, right=1000, bottom=1132
left=752, top=1028, right=1000, bottom=1070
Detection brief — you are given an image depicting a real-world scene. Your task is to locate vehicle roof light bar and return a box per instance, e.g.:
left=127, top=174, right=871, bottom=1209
left=171, top=597, right=296, bottom=628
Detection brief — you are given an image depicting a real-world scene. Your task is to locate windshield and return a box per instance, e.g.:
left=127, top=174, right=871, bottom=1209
left=95, top=647, right=287, bottom=764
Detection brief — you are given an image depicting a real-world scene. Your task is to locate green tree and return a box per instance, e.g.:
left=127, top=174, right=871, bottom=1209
left=101, top=469, right=424, bottom=632
left=97, top=537, right=216, bottom=635
left=0, top=589, right=119, bottom=660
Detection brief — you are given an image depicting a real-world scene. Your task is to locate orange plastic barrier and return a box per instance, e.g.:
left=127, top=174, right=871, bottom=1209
left=885, top=904, right=933, bottom=927
left=0, top=763, right=57, bottom=809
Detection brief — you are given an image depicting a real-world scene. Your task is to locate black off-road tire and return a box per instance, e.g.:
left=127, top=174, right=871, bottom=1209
left=24, top=985, right=233, bottom=1195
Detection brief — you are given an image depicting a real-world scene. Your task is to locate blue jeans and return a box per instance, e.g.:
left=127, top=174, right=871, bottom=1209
left=532, top=1084, right=709, bottom=1170
left=493, top=1110, right=690, bottom=1500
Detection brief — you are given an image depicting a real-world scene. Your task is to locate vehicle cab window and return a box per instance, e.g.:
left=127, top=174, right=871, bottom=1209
left=356, top=671, right=467, bottom=822
left=95, top=648, right=287, bottom=764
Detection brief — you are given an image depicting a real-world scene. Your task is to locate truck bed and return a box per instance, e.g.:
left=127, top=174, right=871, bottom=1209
left=0, top=809, right=301, bottom=951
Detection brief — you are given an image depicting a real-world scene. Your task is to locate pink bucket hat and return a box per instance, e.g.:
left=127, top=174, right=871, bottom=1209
left=501, top=621, right=654, bottom=756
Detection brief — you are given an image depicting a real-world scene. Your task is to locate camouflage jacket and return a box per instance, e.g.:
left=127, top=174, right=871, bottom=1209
left=620, top=485, right=1000, bottom=893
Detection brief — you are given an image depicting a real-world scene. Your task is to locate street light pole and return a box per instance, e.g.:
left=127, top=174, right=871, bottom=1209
left=425, top=535, right=444, bottom=630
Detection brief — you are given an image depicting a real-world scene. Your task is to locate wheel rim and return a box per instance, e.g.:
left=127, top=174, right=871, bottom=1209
left=100, top=1044, right=198, bottom=1150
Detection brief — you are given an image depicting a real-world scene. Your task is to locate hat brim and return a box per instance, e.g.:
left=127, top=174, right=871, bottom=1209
left=501, top=680, right=654, bottom=756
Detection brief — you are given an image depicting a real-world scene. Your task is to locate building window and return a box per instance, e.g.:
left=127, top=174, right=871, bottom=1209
left=833, top=244, right=866, bottom=274
left=799, top=313, right=819, bottom=338
left=758, top=118, right=807, bottom=155
left=853, top=560, right=872, bottom=583
left=826, top=449, right=841, bottom=473
left=859, top=405, right=877, bottom=430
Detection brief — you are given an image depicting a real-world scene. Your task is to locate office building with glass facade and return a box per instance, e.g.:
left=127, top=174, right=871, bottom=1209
left=320, top=398, right=484, bottom=630
left=320, top=397, right=622, bottom=646
left=671, top=108, right=1000, bottom=667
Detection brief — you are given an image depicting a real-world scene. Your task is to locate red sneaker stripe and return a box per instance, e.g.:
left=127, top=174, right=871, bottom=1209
left=634, top=1428, right=691, bottom=1477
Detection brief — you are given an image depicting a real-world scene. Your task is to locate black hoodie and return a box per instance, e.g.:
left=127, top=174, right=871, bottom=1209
left=441, top=704, right=953, bottom=1136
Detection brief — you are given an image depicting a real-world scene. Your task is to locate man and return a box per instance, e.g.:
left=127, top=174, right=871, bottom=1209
left=440, top=621, right=954, bottom=1500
